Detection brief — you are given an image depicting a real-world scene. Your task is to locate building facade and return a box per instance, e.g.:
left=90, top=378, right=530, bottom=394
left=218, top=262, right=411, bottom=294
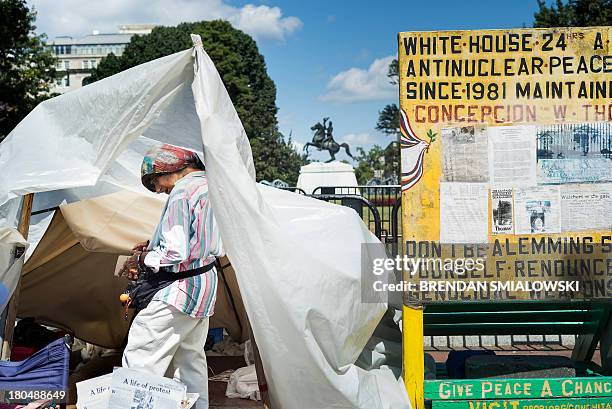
left=49, top=24, right=155, bottom=93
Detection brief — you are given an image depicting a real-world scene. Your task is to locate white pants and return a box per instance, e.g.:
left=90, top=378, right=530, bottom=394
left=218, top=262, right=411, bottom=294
left=122, top=300, right=210, bottom=409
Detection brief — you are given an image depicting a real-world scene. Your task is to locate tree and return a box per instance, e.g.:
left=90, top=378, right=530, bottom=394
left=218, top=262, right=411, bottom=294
left=90, top=20, right=306, bottom=184
left=372, top=58, right=401, bottom=184
left=250, top=133, right=307, bottom=185
left=375, top=59, right=400, bottom=137
left=0, top=0, right=57, bottom=141
left=353, top=144, right=399, bottom=185
left=534, top=0, right=612, bottom=27
left=376, top=104, right=399, bottom=136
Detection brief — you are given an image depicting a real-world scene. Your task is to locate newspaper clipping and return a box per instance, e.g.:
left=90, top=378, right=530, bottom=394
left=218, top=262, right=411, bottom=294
left=76, top=369, right=199, bottom=409
left=560, top=184, right=612, bottom=232
left=491, top=189, right=514, bottom=235
left=536, top=122, right=612, bottom=184
left=514, top=186, right=561, bottom=235
left=108, top=368, right=191, bottom=409
left=488, top=125, right=537, bottom=187
left=442, top=125, right=489, bottom=182
left=76, top=374, right=112, bottom=409
left=440, top=182, right=489, bottom=243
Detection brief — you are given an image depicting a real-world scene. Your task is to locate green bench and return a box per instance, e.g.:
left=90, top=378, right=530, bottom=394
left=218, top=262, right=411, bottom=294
left=421, top=301, right=612, bottom=408
left=424, top=301, right=610, bottom=338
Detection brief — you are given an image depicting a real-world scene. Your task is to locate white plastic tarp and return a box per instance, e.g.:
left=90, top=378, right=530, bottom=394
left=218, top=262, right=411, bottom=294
left=0, top=35, right=410, bottom=408
left=0, top=50, right=202, bottom=205
left=0, top=228, right=28, bottom=312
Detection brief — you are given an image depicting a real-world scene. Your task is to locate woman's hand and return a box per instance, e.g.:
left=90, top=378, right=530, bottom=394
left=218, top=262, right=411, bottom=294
left=119, top=253, right=141, bottom=281
left=132, top=240, right=150, bottom=252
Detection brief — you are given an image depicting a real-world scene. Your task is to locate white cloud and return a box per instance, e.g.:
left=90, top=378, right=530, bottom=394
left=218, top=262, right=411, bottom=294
left=321, top=55, right=396, bottom=103
left=228, top=5, right=302, bottom=42
left=339, top=132, right=374, bottom=146
left=29, top=0, right=302, bottom=42
left=291, top=140, right=305, bottom=152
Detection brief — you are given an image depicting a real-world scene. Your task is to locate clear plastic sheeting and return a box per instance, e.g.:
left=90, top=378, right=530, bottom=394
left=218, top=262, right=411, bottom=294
left=0, top=34, right=410, bottom=408
left=0, top=228, right=28, bottom=312
left=0, top=198, right=20, bottom=230
left=23, top=136, right=170, bottom=260
left=29, top=136, right=169, bottom=216
left=0, top=50, right=196, bottom=207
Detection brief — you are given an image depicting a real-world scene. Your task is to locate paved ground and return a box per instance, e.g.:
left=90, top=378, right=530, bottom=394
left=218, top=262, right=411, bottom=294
left=66, top=345, right=601, bottom=408
left=207, top=346, right=602, bottom=407
left=66, top=355, right=262, bottom=409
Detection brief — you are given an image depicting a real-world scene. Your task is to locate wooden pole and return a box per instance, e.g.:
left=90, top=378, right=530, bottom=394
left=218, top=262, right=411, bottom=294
left=1, top=193, right=34, bottom=361
left=247, top=321, right=272, bottom=409
left=403, top=304, right=425, bottom=409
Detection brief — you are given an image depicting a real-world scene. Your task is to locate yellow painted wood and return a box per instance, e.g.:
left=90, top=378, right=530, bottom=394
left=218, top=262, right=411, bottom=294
left=398, top=27, right=612, bottom=302
left=399, top=27, right=612, bottom=244
left=403, top=305, right=425, bottom=409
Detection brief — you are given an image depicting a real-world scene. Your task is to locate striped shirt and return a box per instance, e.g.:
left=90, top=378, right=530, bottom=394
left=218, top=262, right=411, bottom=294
left=143, top=171, right=223, bottom=318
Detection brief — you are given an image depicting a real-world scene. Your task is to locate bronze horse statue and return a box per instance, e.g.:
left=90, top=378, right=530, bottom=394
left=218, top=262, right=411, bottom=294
left=304, top=118, right=354, bottom=162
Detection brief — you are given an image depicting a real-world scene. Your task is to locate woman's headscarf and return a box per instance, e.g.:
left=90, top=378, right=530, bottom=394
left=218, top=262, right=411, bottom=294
left=140, top=144, right=204, bottom=192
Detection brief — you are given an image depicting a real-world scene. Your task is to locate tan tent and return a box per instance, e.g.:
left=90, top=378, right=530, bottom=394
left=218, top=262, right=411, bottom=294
left=18, top=190, right=248, bottom=348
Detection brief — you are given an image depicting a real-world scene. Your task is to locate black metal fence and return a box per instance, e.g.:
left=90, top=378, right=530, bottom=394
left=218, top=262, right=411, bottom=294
left=311, top=185, right=401, bottom=243
left=312, top=194, right=382, bottom=239
left=278, top=185, right=402, bottom=243
left=279, top=187, right=307, bottom=195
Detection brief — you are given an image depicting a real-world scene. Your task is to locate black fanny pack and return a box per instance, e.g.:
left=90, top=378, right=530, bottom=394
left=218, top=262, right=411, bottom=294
left=126, top=262, right=216, bottom=313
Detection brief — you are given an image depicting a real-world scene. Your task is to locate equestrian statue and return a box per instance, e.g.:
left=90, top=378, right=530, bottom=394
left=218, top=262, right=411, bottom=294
left=304, top=117, right=354, bottom=162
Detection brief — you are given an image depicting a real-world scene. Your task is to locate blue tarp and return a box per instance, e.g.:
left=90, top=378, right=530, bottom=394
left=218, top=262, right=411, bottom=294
left=0, top=336, right=69, bottom=390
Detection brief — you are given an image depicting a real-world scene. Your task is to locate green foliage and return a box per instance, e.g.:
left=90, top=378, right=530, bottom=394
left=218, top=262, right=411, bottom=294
left=387, top=58, right=399, bottom=85
left=353, top=143, right=399, bottom=185
left=0, top=0, right=57, bottom=141
left=375, top=58, right=400, bottom=137
left=251, top=133, right=307, bottom=185
left=369, top=57, right=402, bottom=185
left=90, top=20, right=306, bottom=183
left=89, top=52, right=121, bottom=82
left=376, top=104, right=399, bottom=136
left=426, top=129, right=437, bottom=144
left=534, top=0, right=612, bottom=27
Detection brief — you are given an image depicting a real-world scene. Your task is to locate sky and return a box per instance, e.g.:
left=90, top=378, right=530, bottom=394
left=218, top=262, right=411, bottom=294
left=29, top=0, right=542, bottom=162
